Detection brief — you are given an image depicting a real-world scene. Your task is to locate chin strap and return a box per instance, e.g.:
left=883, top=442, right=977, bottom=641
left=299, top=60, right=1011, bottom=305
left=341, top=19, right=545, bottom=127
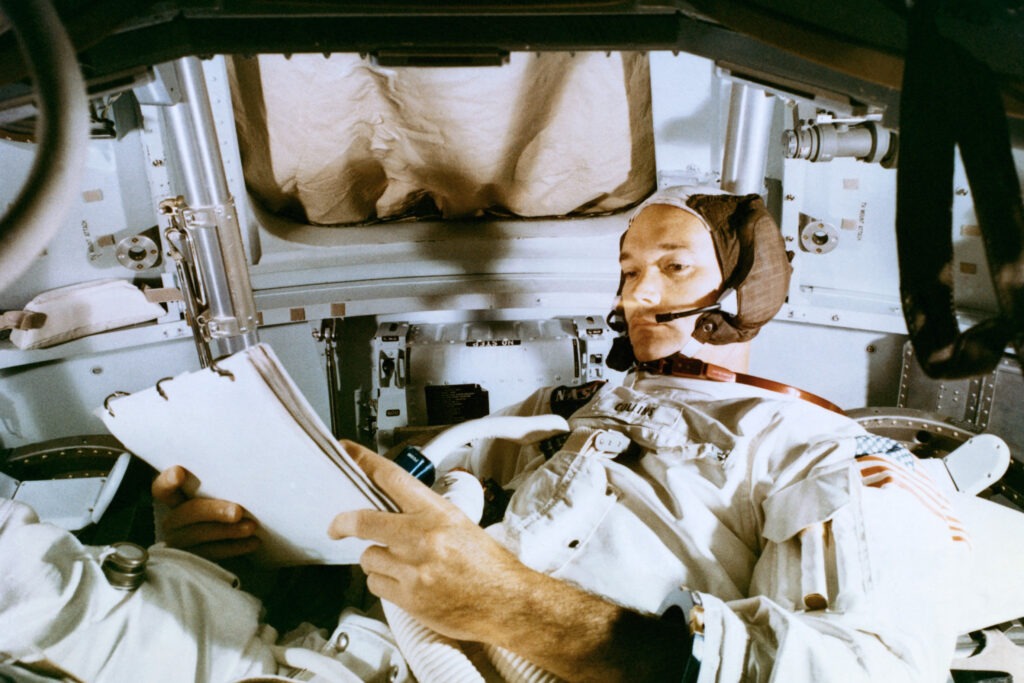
left=635, top=354, right=843, bottom=414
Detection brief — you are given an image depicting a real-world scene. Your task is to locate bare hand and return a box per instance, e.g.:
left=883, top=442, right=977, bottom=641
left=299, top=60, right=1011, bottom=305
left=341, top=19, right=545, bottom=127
left=328, top=440, right=528, bottom=642
left=151, top=465, right=261, bottom=561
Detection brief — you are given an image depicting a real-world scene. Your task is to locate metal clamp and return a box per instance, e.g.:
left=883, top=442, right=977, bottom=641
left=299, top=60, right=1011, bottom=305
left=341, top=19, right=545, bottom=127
left=103, top=391, right=131, bottom=417
left=155, top=377, right=174, bottom=400
left=163, top=196, right=214, bottom=368
left=210, top=357, right=235, bottom=381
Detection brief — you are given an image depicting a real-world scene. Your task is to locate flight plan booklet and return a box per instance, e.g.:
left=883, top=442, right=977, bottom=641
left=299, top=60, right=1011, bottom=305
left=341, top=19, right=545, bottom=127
left=98, top=343, right=397, bottom=565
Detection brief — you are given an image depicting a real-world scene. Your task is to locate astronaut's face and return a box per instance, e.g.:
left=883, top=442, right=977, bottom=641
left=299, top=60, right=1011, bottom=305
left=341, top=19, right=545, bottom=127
left=619, top=204, right=723, bottom=362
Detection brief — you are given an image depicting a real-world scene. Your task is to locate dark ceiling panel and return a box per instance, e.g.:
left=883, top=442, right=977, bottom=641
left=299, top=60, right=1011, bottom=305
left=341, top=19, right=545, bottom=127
left=0, top=0, right=1020, bottom=122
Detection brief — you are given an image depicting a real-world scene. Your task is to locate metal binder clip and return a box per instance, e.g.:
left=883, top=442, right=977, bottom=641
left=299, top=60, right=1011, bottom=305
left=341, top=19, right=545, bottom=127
left=155, top=377, right=174, bottom=400
left=104, top=391, right=131, bottom=417
left=210, top=357, right=235, bottom=381
left=163, top=205, right=214, bottom=369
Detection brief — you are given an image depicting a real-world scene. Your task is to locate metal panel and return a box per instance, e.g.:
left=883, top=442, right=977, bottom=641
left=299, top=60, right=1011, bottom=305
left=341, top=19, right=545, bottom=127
left=0, top=321, right=329, bottom=451
left=899, top=342, right=1024, bottom=464
left=0, top=131, right=164, bottom=311
left=369, top=316, right=619, bottom=451
left=750, top=319, right=907, bottom=411
left=779, top=155, right=904, bottom=333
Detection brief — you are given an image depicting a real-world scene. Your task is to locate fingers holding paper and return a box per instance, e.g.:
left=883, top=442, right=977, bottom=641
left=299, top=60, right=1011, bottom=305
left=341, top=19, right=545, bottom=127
left=152, top=465, right=261, bottom=561
left=328, top=440, right=528, bottom=641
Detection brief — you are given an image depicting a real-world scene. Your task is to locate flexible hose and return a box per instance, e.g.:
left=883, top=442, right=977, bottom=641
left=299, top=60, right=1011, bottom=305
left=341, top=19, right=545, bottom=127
left=382, top=470, right=488, bottom=682
left=384, top=551, right=561, bottom=683
left=484, top=644, right=562, bottom=683
left=0, top=0, right=89, bottom=294
left=421, top=414, right=570, bottom=472
left=382, top=600, right=486, bottom=683
left=384, top=423, right=570, bottom=683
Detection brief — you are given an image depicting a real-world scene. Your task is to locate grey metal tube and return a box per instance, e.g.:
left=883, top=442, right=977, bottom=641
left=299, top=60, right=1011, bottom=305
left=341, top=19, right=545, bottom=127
left=175, top=57, right=231, bottom=204
left=163, top=57, right=257, bottom=357
left=0, top=0, right=88, bottom=295
left=721, top=82, right=776, bottom=196
left=190, top=223, right=248, bottom=356
left=164, top=101, right=211, bottom=206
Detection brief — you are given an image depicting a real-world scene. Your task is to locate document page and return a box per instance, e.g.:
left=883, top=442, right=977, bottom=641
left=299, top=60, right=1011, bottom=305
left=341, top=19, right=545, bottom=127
left=99, top=343, right=395, bottom=565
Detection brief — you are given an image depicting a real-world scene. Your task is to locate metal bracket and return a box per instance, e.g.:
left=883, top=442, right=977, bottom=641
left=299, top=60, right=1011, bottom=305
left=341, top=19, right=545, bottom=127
left=312, top=319, right=344, bottom=438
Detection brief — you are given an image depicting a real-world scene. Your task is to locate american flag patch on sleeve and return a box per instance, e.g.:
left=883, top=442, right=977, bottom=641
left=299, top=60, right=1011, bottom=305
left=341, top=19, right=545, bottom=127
left=854, top=434, right=970, bottom=545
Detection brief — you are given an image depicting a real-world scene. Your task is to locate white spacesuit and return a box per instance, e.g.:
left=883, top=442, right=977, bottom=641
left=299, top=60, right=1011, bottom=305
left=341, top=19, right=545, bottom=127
left=0, top=498, right=409, bottom=683
left=0, top=497, right=277, bottom=681
left=0, top=368, right=996, bottom=682
left=458, top=372, right=973, bottom=682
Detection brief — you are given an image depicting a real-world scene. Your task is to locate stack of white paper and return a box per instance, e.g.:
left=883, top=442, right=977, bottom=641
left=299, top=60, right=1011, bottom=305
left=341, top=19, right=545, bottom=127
left=99, top=343, right=396, bottom=565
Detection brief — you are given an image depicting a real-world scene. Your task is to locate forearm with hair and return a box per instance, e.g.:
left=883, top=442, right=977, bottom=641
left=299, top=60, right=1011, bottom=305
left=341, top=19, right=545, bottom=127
left=479, top=565, right=691, bottom=683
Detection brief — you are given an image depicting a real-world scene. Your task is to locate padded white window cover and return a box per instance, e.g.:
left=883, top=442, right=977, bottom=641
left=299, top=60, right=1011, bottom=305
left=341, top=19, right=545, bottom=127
left=9, top=279, right=166, bottom=350
left=228, top=51, right=655, bottom=226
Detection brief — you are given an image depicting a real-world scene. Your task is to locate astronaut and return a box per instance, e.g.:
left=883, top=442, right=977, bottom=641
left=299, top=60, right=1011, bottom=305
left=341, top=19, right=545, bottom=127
left=155, top=187, right=971, bottom=682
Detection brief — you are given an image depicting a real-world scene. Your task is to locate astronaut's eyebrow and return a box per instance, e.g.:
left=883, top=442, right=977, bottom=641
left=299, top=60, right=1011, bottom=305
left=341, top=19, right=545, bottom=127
left=619, top=242, right=698, bottom=264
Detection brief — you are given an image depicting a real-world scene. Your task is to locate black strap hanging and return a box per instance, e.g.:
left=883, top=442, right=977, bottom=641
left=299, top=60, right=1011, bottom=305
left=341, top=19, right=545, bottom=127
left=896, top=0, right=1024, bottom=378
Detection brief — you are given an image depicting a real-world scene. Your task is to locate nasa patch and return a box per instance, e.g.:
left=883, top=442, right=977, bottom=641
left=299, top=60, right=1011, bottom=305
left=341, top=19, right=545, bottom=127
left=549, top=380, right=607, bottom=418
